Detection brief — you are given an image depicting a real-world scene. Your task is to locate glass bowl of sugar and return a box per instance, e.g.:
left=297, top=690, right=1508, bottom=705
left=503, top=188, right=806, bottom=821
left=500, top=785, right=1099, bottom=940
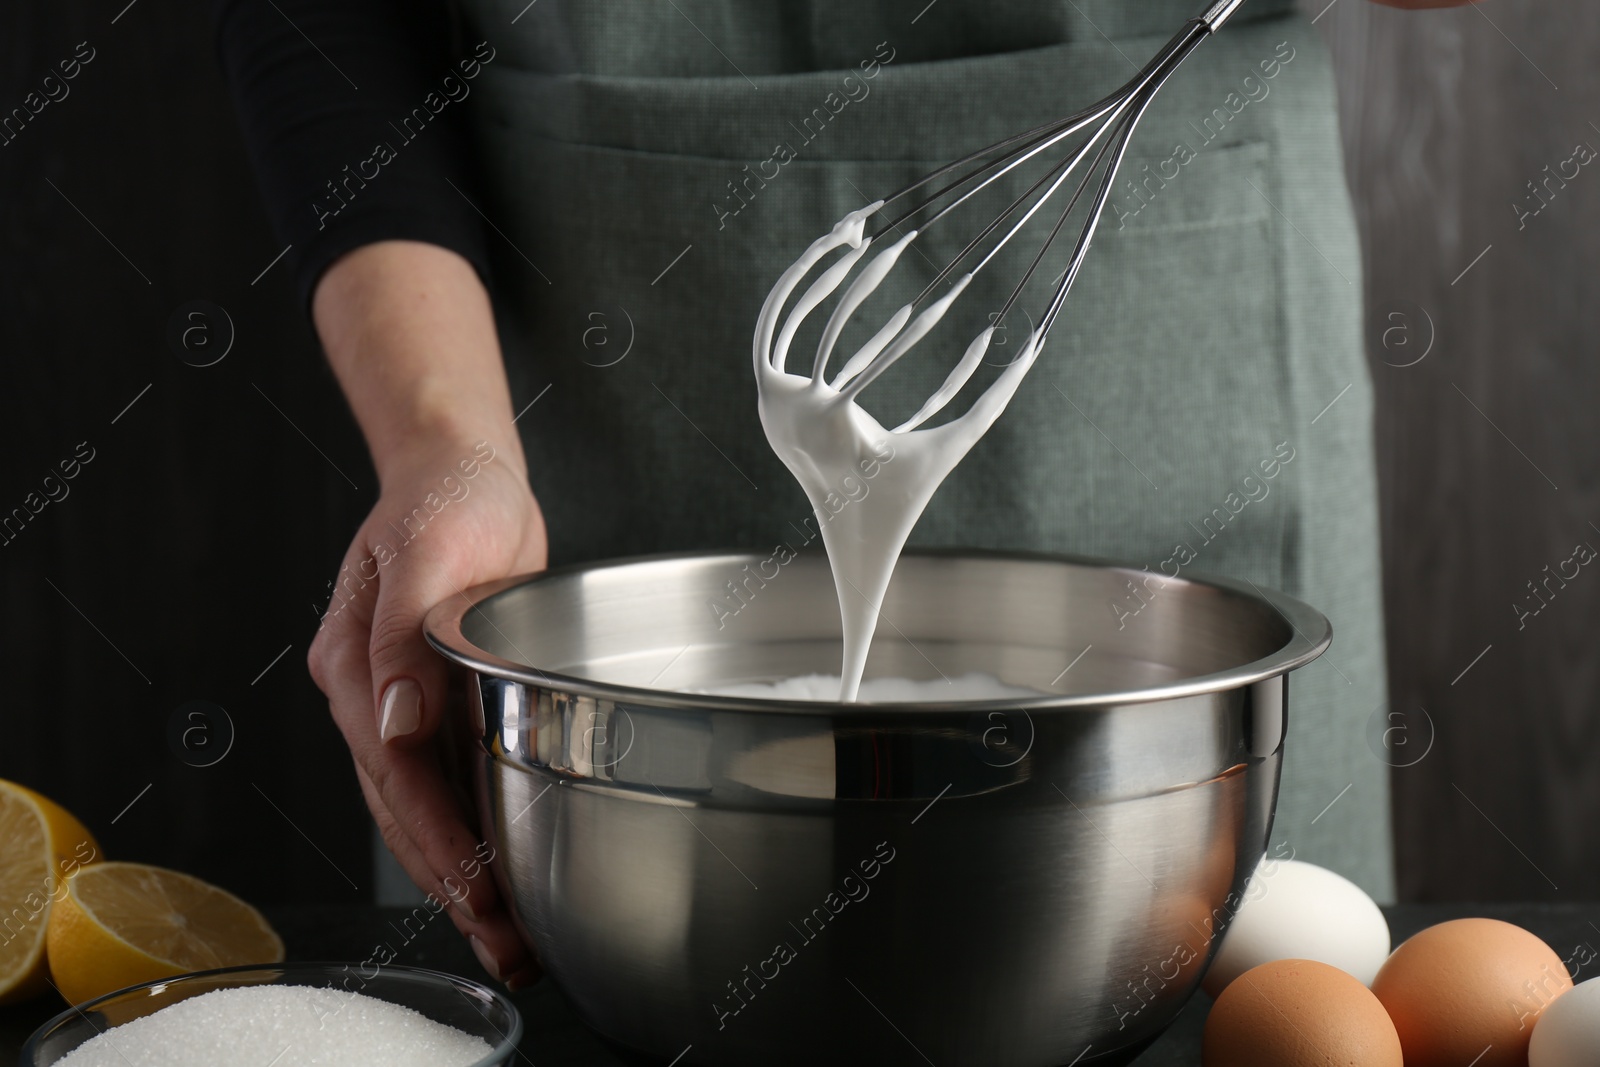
left=21, top=962, right=522, bottom=1067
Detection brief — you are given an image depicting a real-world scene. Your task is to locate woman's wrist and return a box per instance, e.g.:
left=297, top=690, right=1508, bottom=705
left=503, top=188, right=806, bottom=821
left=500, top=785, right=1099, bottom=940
left=373, top=418, right=528, bottom=493
left=311, top=239, right=529, bottom=490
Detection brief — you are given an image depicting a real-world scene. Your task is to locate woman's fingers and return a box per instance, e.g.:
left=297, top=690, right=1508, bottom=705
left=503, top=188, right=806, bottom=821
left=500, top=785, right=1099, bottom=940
left=354, top=763, right=540, bottom=986
left=311, top=593, right=505, bottom=928
left=306, top=465, right=550, bottom=990
left=365, top=535, right=460, bottom=747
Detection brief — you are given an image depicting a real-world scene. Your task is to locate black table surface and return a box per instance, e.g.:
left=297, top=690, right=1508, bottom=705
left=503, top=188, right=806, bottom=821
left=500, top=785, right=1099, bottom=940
left=6, top=902, right=1596, bottom=1065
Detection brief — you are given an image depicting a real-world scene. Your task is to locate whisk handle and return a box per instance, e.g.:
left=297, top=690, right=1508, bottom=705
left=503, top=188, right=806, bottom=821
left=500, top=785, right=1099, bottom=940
left=1198, top=0, right=1248, bottom=31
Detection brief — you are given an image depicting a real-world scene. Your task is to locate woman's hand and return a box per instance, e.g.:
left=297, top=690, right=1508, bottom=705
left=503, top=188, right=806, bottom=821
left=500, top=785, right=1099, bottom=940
left=307, top=239, right=545, bottom=987
left=308, top=440, right=546, bottom=988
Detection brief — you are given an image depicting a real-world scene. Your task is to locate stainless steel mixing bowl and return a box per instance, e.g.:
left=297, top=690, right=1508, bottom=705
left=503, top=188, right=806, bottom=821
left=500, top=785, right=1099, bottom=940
left=423, top=549, right=1330, bottom=1067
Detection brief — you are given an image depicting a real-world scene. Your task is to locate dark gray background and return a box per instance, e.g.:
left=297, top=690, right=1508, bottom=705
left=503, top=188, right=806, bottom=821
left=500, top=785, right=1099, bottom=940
left=1317, top=0, right=1600, bottom=902
left=0, top=0, right=1592, bottom=908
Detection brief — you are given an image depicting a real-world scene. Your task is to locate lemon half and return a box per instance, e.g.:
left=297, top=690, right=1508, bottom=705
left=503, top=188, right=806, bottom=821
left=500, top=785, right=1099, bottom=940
left=47, top=861, right=285, bottom=1006
left=0, top=780, right=101, bottom=1004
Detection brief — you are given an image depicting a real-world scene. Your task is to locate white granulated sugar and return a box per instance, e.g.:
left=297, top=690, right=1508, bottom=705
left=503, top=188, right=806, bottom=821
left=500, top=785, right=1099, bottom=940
left=54, top=985, right=495, bottom=1067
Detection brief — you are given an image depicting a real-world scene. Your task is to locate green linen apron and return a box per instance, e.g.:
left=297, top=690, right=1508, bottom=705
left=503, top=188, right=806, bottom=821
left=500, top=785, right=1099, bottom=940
left=459, top=0, right=1394, bottom=903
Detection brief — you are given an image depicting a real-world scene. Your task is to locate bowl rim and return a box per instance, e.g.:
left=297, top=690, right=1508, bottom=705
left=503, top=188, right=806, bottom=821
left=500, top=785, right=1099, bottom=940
left=19, top=960, right=523, bottom=1067
left=421, top=546, right=1332, bottom=714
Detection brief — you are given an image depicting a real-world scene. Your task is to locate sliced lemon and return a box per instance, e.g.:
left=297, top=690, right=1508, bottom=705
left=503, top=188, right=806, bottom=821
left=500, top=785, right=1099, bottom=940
left=0, top=780, right=101, bottom=1004
left=47, top=861, right=284, bottom=1005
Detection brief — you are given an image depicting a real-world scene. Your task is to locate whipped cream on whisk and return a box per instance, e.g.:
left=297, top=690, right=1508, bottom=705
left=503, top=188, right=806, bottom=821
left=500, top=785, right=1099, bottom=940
left=754, top=206, right=1041, bottom=702
left=747, top=2, right=1251, bottom=702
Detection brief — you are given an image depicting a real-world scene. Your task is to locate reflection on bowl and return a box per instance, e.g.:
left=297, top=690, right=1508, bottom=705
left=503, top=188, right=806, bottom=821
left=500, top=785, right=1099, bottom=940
left=21, top=962, right=522, bottom=1067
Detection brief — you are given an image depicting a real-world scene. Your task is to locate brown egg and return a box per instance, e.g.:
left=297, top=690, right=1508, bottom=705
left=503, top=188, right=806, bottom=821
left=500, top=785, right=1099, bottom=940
left=1372, top=917, right=1572, bottom=1067
left=1203, top=958, right=1403, bottom=1066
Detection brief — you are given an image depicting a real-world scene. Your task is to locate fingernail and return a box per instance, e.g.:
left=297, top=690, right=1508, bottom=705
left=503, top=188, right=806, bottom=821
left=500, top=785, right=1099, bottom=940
left=379, top=679, right=421, bottom=743
left=469, top=934, right=505, bottom=983
left=505, top=972, right=537, bottom=994
left=444, top=878, right=482, bottom=922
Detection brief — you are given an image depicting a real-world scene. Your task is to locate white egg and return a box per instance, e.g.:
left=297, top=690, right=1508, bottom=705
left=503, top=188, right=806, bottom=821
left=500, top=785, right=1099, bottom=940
left=1202, top=858, right=1390, bottom=995
left=1530, top=976, right=1600, bottom=1065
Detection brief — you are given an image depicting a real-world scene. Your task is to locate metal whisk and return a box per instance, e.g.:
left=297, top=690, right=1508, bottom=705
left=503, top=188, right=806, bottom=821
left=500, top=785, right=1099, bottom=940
left=756, top=0, right=1248, bottom=420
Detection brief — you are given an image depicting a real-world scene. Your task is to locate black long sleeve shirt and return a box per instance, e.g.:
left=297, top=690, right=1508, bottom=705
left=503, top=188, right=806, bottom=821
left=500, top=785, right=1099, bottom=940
left=212, top=0, right=491, bottom=313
